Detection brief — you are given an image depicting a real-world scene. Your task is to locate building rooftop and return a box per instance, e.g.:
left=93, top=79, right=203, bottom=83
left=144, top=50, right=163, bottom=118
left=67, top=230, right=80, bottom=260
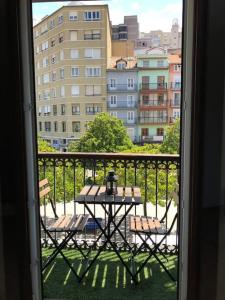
left=107, top=57, right=137, bottom=70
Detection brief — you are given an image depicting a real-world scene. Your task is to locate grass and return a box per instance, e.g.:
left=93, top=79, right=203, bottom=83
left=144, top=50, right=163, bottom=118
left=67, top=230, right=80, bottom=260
left=42, top=249, right=177, bottom=300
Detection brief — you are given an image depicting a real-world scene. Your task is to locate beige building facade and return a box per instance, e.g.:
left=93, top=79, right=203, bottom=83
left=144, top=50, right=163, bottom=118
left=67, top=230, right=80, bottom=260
left=33, top=4, right=111, bottom=149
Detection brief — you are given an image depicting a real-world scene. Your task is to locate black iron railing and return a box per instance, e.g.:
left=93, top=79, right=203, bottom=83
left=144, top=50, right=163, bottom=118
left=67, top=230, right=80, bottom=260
left=38, top=152, right=179, bottom=254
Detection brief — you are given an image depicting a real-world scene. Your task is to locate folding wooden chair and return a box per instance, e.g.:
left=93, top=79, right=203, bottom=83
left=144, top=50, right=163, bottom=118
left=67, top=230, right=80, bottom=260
left=39, top=178, right=89, bottom=280
left=129, top=199, right=178, bottom=282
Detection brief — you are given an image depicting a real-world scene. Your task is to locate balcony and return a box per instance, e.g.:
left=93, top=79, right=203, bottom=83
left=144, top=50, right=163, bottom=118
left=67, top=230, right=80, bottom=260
left=139, top=117, right=168, bottom=124
left=140, top=100, right=168, bottom=108
left=170, top=82, right=181, bottom=90
left=139, top=83, right=168, bottom=92
left=107, top=84, right=138, bottom=92
left=170, top=99, right=181, bottom=107
left=84, top=33, right=101, bottom=40
left=141, top=135, right=164, bottom=143
left=39, top=152, right=179, bottom=298
left=107, top=100, right=137, bottom=109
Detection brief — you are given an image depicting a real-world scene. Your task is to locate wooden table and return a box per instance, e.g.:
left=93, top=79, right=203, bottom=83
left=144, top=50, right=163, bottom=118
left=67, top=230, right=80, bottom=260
left=75, top=185, right=142, bottom=283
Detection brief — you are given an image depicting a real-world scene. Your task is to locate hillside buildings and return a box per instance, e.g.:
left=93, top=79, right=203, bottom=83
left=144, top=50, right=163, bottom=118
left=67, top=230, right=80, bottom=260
left=33, top=4, right=181, bottom=149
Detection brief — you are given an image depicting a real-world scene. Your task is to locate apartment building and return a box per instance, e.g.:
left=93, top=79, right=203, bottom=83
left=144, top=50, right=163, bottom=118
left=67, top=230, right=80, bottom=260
left=112, top=15, right=139, bottom=41
left=137, top=47, right=170, bottom=143
left=33, top=4, right=111, bottom=149
left=107, top=57, right=138, bottom=141
left=168, top=54, right=181, bottom=120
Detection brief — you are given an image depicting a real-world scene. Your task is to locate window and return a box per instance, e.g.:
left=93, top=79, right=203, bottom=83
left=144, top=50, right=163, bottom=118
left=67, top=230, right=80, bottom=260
left=72, top=104, right=80, bottom=115
left=51, top=39, right=55, bottom=47
left=127, top=95, right=134, bottom=107
left=38, top=93, right=41, bottom=100
left=85, top=85, right=101, bottom=96
left=61, top=104, right=66, bottom=115
left=174, top=93, right=180, bottom=106
left=69, top=11, right=78, bottom=21
left=143, top=60, right=149, bottom=67
left=60, top=50, right=64, bottom=60
left=84, top=30, right=101, bottom=40
left=44, top=105, right=51, bottom=115
left=36, top=45, right=39, bottom=54
left=44, top=122, right=51, bottom=132
left=59, top=33, right=64, bottom=43
left=157, top=60, right=164, bottom=67
left=52, top=71, right=56, bottom=81
left=174, top=64, right=181, bottom=72
left=110, top=111, right=117, bottom=117
left=127, top=111, right=135, bottom=123
left=41, top=41, right=48, bottom=51
left=70, top=30, right=78, bottom=41
left=85, top=67, right=101, bottom=77
left=110, top=95, right=117, bottom=106
left=117, top=62, right=126, bottom=69
left=58, top=15, right=63, bottom=24
left=38, top=106, right=42, bottom=116
left=127, top=78, right=134, bottom=89
left=54, top=121, right=58, bottom=132
left=70, top=49, right=79, bottom=59
left=39, top=122, right=42, bottom=131
left=173, top=110, right=180, bottom=119
left=157, top=128, right=164, bottom=136
left=84, top=11, right=101, bottom=21
left=62, top=121, right=66, bottom=132
left=42, top=73, right=49, bottom=83
left=49, top=19, right=54, bottom=29
left=34, top=30, right=39, bottom=38
left=86, top=105, right=102, bottom=114
left=109, top=79, right=116, bottom=89
left=43, top=90, right=50, bottom=100
left=60, top=86, right=65, bottom=97
left=72, top=121, right=80, bottom=132
left=53, top=105, right=57, bottom=116
left=71, top=85, right=79, bottom=96
left=51, top=54, right=56, bottom=64
left=60, top=68, right=64, bottom=79
left=52, top=88, right=56, bottom=98
left=84, top=48, right=101, bottom=58
left=71, top=67, right=79, bottom=77
left=41, top=23, right=48, bottom=34
left=42, top=57, right=49, bottom=68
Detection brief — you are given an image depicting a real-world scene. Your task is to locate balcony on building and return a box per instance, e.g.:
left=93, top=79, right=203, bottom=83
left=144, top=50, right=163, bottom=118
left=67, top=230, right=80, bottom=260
left=139, top=83, right=168, bottom=92
left=141, top=135, right=164, bottom=143
left=107, top=99, right=137, bottom=109
left=170, top=82, right=181, bottom=90
left=139, top=116, right=168, bottom=124
left=107, top=84, right=138, bottom=92
left=170, top=98, right=181, bottom=107
left=140, top=99, right=168, bottom=108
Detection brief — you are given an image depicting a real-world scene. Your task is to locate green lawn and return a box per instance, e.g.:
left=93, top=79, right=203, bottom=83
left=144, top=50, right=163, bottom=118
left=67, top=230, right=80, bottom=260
left=42, top=249, right=177, bottom=300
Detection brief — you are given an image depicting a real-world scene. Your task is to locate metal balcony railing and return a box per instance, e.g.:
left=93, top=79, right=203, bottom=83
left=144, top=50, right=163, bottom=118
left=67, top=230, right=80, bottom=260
left=141, top=100, right=168, bottom=107
left=170, top=82, right=181, bottom=90
left=107, top=100, right=137, bottom=109
left=107, top=84, right=137, bottom=92
left=140, top=83, right=168, bottom=90
left=139, top=117, right=168, bottom=124
left=38, top=152, right=179, bottom=254
left=84, top=33, right=101, bottom=40
left=170, top=99, right=181, bottom=107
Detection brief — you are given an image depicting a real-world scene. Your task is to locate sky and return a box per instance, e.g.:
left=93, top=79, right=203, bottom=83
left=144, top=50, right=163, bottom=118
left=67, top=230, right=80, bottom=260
left=32, top=0, right=182, bottom=32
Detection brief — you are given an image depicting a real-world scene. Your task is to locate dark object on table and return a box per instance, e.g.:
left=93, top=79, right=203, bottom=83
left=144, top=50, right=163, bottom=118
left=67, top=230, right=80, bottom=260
left=105, top=170, right=118, bottom=195
left=85, top=217, right=102, bottom=230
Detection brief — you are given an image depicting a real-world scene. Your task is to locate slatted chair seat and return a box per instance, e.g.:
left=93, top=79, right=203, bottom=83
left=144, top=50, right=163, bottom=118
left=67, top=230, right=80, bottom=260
left=130, top=216, right=166, bottom=235
left=39, top=178, right=89, bottom=281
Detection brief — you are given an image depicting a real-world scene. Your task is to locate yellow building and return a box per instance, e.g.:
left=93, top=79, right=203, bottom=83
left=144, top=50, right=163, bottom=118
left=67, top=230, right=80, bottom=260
left=33, top=4, right=111, bottom=149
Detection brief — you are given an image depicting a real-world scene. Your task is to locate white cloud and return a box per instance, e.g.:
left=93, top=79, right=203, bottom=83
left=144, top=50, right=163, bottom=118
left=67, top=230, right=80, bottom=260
left=131, top=2, right=140, bottom=10
left=139, top=3, right=182, bottom=32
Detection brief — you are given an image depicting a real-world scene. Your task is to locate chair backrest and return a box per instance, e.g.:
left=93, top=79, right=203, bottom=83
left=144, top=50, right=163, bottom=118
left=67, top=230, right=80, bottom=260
left=39, top=178, right=51, bottom=199
left=39, top=178, right=58, bottom=219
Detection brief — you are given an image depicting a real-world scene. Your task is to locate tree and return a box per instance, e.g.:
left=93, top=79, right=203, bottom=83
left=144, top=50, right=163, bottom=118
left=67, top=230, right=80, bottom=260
left=160, top=118, right=180, bottom=154
left=38, top=136, right=55, bottom=152
left=68, top=113, right=133, bottom=152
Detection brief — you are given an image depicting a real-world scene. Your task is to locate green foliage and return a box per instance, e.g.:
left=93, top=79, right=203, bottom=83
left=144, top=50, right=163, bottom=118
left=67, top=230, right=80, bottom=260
left=160, top=119, right=180, bottom=154
left=68, top=113, right=133, bottom=152
left=38, top=136, right=55, bottom=152
left=122, top=144, right=161, bottom=154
